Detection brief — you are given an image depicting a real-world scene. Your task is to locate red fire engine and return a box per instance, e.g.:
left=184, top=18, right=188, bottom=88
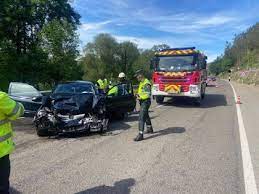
left=151, top=47, right=207, bottom=105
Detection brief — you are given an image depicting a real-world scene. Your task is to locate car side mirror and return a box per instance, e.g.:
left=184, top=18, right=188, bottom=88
left=201, top=61, right=207, bottom=69
left=32, top=96, right=42, bottom=102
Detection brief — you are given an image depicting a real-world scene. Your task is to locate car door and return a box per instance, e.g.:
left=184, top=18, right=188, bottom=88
left=106, top=82, right=136, bottom=114
left=8, top=82, right=43, bottom=116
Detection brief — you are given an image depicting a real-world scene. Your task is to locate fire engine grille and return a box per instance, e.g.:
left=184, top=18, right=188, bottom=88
left=159, top=77, right=188, bottom=83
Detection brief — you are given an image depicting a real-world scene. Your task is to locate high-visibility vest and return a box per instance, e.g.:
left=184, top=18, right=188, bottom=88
left=138, top=79, right=152, bottom=100
left=97, top=79, right=104, bottom=89
left=103, top=79, right=108, bottom=89
left=97, top=79, right=108, bottom=90
left=0, top=92, right=24, bottom=158
left=107, top=86, right=118, bottom=96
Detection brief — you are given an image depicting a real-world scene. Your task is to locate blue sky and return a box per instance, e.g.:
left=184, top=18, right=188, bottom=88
left=72, top=0, right=259, bottom=62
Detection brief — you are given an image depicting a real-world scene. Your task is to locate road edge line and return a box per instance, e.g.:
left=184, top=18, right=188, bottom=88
left=229, top=81, right=258, bottom=194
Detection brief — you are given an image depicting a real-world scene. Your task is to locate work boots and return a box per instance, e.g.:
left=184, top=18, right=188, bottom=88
left=146, top=126, right=154, bottom=134
left=134, top=133, right=144, bottom=141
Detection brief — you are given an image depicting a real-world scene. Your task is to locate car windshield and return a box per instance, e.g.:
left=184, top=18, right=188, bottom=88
left=157, top=56, right=196, bottom=72
left=53, top=83, right=94, bottom=94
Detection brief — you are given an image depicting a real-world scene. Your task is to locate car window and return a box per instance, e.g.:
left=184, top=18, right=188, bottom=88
left=53, top=83, right=94, bottom=94
left=117, top=83, right=132, bottom=96
left=9, top=83, right=42, bottom=97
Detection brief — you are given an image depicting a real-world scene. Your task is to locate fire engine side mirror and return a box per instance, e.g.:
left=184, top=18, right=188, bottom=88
left=150, top=57, right=159, bottom=70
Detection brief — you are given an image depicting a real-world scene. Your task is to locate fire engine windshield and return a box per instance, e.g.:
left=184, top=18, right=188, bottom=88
left=157, top=56, right=196, bottom=72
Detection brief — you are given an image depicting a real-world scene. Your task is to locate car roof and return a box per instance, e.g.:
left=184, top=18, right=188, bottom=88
left=62, top=81, right=94, bottom=85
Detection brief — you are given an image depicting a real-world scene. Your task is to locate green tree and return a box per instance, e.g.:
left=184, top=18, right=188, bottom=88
left=117, top=41, right=139, bottom=78
left=0, top=0, right=81, bottom=90
left=39, top=19, right=83, bottom=85
left=210, top=23, right=259, bottom=74
left=81, top=33, right=120, bottom=81
left=133, top=49, right=154, bottom=79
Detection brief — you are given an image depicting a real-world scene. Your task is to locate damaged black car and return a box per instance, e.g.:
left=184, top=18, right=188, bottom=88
left=33, top=81, right=136, bottom=136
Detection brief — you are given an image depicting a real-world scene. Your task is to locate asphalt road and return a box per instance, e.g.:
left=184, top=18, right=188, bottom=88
left=10, top=80, right=244, bottom=194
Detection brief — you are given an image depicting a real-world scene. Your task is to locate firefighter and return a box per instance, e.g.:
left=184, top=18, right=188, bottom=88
left=107, top=72, right=127, bottom=96
left=118, top=72, right=126, bottom=83
left=134, top=70, right=153, bottom=141
left=0, top=92, right=24, bottom=194
left=107, top=83, right=118, bottom=96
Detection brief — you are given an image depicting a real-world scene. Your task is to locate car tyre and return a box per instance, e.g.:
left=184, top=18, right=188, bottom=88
left=117, top=113, right=125, bottom=120
left=100, top=119, right=109, bottom=134
left=36, top=127, right=50, bottom=137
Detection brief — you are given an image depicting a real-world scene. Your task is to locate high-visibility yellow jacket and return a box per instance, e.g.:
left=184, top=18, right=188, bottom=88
left=107, top=85, right=118, bottom=96
left=138, top=79, right=152, bottom=100
left=97, top=79, right=108, bottom=90
left=0, top=92, right=24, bottom=158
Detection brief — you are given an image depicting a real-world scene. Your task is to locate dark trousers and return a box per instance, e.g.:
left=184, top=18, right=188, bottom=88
left=139, top=99, right=152, bottom=132
left=0, top=155, right=10, bottom=194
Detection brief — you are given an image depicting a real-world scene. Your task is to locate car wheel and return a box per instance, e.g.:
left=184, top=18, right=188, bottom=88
left=117, top=113, right=125, bottom=120
left=156, top=96, right=164, bottom=104
left=100, top=119, right=109, bottom=134
left=36, top=127, right=50, bottom=137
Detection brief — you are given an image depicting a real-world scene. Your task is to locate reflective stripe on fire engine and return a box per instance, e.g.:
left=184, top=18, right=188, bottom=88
left=162, top=72, right=187, bottom=77
left=157, top=49, right=196, bottom=56
left=164, top=85, right=181, bottom=93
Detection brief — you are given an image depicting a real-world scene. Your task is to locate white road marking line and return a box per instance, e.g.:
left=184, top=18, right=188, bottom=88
left=229, top=81, right=258, bottom=194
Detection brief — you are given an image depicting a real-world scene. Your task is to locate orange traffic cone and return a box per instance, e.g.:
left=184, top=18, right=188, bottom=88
left=236, top=96, right=242, bottom=104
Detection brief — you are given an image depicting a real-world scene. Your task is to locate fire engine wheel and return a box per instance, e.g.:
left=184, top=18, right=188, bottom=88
left=156, top=96, right=164, bottom=104
left=201, top=92, right=205, bottom=99
left=194, top=97, right=202, bottom=106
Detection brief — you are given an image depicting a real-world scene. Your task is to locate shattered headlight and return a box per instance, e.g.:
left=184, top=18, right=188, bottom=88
left=37, top=110, right=47, bottom=117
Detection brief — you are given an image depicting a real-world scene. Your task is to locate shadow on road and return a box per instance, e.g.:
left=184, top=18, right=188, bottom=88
left=13, top=118, right=35, bottom=134
left=163, top=94, right=227, bottom=108
left=145, top=127, right=186, bottom=140
left=206, top=85, right=217, bottom=87
left=10, top=187, right=22, bottom=194
left=76, top=178, right=135, bottom=194
left=123, top=115, right=157, bottom=123
left=201, top=94, right=228, bottom=108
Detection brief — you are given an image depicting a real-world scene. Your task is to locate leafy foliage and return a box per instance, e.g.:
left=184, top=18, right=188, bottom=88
left=0, top=0, right=81, bottom=91
left=0, top=0, right=171, bottom=91
left=80, top=33, right=168, bottom=83
left=209, top=23, right=259, bottom=75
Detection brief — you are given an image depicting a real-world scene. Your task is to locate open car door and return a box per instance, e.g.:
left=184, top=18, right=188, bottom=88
left=8, top=82, right=43, bottom=116
left=106, top=82, right=136, bottom=117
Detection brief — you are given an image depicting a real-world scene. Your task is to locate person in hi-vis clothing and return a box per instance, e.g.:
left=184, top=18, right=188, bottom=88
left=0, top=92, right=24, bottom=194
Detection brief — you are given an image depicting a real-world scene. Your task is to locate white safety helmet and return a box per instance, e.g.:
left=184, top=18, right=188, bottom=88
left=118, top=72, right=126, bottom=78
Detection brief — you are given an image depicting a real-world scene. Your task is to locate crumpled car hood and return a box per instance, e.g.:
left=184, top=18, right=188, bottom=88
left=50, top=93, right=94, bottom=115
